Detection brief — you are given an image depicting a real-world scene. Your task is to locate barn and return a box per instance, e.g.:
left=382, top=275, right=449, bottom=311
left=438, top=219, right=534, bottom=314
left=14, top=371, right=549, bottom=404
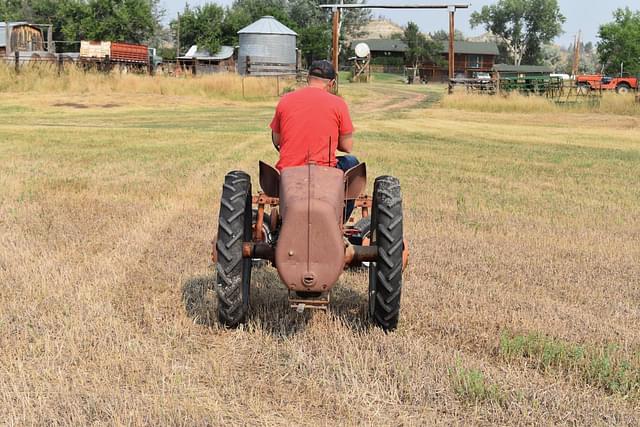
left=178, top=45, right=235, bottom=75
left=350, top=39, right=407, bottom=62
left=0, top=22, right=52, bottom=56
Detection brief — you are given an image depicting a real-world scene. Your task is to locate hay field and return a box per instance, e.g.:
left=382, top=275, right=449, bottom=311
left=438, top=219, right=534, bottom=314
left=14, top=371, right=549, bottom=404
left=1, top=71, right=639, bottom=424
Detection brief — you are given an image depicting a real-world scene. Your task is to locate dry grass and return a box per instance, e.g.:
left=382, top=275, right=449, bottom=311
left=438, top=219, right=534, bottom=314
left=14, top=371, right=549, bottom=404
left=443, top=90, right=640, bottom=116
left=0, top=73, right=639, bottom=424
left=0, top=63, right=290, bottom=99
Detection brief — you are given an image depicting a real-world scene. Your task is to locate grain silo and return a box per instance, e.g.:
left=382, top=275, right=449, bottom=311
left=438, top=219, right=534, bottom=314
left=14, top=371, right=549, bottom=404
left=238, top=16, right=297, bottom=76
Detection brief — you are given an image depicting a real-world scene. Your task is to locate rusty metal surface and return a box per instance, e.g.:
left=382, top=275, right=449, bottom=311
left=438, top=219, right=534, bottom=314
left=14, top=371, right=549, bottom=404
left=254, top=203, right=266, bottom=241
left=259, top=161, right=280, bottom=197
left=344, top=162, right=367, bottom=200
left=288, top=291, right=330, bottom=311
left=242, top=242, right=274, bottom=262
left=252, top=194, right=279, bottom=206
left=344, top=243, right=378, bottom=265
left=355, top=195, right=372, bottom=208
left=276, top=165, right=345, bottom=292
left=269, top=206, right=279, bottom=231
left=402, top=238, right=410, bottom=271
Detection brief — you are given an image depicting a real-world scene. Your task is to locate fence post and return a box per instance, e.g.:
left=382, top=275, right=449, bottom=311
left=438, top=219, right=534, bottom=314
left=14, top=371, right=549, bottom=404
left=15, top=51, right=19, bottom=74
left=246, top=56, right=251, bottom=75
left=58, top=54, right=63, bottom=76
left=276, top=75, right=280, bottom=97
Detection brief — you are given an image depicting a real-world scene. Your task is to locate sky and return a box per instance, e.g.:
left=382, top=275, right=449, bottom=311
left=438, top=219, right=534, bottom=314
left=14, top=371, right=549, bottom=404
left=161, top=0, right=636, bottom=47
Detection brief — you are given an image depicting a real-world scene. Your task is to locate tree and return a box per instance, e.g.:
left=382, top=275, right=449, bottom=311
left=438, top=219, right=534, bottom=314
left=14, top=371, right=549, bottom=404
left=221, top=0, right=291, bottom=46
left=597, top=7, right=640, bottom=75
left=430, top=29, right=465, bottom=42
left=1, top=0, right=162, bottom=50
left=470, top=0, right=565, bottom=66
left=171, top=3, right=225, bottom=56
left=81, top=0, right=158, bottom=44
left=402, top=21, right=441, bottom=80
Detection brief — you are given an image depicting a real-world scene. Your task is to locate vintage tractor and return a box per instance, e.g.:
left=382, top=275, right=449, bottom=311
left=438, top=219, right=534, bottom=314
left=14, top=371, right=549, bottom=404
left=212, top=161, right=407, bottom=331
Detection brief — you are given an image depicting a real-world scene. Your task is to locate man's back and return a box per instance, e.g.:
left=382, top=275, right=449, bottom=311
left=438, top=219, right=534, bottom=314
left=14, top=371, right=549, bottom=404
left=270, top=86, right=353, bottom=171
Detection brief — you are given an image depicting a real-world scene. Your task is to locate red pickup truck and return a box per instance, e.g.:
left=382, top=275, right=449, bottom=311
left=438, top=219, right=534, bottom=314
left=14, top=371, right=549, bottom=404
left=576, top=74, right=639, bottom=94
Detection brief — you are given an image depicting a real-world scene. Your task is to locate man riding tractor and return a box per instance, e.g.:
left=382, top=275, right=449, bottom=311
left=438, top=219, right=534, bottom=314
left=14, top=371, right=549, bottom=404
left=213, top=60, right=407, bottom=331
left=270, top=60, right=359, bottom=217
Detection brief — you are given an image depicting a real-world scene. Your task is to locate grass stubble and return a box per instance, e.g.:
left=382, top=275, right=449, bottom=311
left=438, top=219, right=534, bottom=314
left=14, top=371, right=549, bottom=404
left=0, top=68, right=639, bottom=424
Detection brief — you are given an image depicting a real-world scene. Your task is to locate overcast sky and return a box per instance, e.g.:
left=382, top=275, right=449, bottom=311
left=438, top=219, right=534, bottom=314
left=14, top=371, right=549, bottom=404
left=161, top=0, right=636, bottom=47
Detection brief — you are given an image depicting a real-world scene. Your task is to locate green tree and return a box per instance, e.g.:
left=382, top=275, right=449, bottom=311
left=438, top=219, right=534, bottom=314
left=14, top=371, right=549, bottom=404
left=221, top=0, right=291, bottom=46
left=597, top=7, right=640, bottom=75
left=2, top=0, right=161, bottom=48
left=81, top=0, right=158, bottom=44
left=403, top=21, right=441, bottom=80
left=430, top=29, right=465, bottom=42
left=470, top=0, right=565, bottom=66
left=171, top=3, right=225, bottom=56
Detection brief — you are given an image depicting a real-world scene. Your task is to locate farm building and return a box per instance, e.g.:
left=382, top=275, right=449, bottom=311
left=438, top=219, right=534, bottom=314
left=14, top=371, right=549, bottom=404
left=237, top=16, right=297, bottom=76
left=178, top=45, right=235, bottom=75
left=421, top=41, right=500, bottom=82
left=350, top=39, right=407, bottom=62
left=0, top=21, right=53, bottom=57
left=492, top=64, right=553, bottom=78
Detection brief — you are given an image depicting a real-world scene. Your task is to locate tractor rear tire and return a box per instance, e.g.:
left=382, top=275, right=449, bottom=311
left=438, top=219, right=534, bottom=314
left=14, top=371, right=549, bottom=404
left=368, top=176, right=403, bottom=332
left=215, top=171, right=253, bottom=327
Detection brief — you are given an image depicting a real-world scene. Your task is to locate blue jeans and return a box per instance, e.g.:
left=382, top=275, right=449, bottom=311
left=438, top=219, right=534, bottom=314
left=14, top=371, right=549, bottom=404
left=336, top=155, right=359, bottom=220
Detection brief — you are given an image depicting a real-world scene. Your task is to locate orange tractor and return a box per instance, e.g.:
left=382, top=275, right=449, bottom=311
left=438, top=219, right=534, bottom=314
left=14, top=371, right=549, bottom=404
left=212, top=162, right=408, bottom=331
left=576, top=74, right=639, bottom=94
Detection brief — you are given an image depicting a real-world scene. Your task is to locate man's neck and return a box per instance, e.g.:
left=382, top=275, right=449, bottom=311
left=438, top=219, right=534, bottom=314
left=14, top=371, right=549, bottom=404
left=308, top=82, right=327, bottom=90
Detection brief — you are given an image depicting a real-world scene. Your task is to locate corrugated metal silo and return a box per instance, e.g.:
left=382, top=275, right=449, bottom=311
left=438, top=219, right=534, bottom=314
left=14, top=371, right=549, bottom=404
left=238, top=16, right=297, bottom=76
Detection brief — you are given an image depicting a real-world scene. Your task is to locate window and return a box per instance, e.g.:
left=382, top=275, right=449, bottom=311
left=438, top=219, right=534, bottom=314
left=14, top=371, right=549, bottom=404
left=468, top=55, right=482, bottom=69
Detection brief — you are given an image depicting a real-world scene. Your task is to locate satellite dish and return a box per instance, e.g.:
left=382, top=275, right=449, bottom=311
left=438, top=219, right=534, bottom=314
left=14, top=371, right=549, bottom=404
left=355, top=43, right=370, bottom=58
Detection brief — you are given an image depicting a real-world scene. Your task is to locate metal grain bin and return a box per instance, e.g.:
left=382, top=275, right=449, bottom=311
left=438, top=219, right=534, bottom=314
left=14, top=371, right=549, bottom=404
left=238, top=16, right=297, bottom=76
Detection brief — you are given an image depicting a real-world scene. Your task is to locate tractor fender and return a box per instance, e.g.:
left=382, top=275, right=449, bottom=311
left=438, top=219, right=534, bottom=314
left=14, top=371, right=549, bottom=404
left=276, top=165, right=345, bottom=292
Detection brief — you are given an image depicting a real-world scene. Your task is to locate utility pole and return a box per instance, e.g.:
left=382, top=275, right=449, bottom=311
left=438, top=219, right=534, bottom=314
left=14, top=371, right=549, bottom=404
left=331, top=6, right=341, bottom=72
left=448, top=6, right=455, bottom=80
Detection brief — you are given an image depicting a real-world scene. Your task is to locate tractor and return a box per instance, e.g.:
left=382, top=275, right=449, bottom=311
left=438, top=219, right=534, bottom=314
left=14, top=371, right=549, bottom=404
left=212, top=161, right=408, bottom=331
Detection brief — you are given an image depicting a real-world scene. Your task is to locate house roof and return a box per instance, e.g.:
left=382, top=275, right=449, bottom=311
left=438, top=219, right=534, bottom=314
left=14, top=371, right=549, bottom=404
left=492, top=64, right=553, bottom=74
left=178, top=45, right=234, bottom=61
left=238, top=16, right=297, bottom=36
left=440, top=41, right=499, bottom=56
left=351, top=39, right=407, bottom=53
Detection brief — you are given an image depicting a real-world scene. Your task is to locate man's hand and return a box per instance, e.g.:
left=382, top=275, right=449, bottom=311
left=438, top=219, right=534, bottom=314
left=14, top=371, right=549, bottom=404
left=338, top=133, right=353, bottom=153
left=272, top=132, right=281, bottom=152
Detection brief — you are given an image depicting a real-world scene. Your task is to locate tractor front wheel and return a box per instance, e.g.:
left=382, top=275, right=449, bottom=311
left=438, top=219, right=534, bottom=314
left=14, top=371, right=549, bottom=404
left=368, top=176, right=404, bottom=332
left=616, top=83, right=631, bottom=94
left=215, top=171, right=253, bottom=327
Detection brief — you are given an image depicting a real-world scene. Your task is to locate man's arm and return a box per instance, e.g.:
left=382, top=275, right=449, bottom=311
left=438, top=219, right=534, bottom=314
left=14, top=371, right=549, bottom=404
left=337, top=99, right=354, bottom=153
left=338, top=133, right=353, bottom=153
left=272, top=131, right=281, bottom=151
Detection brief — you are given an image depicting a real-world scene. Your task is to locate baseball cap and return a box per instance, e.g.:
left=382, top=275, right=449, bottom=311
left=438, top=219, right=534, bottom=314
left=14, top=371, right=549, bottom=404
left=308, top=60, right=336, bottom=80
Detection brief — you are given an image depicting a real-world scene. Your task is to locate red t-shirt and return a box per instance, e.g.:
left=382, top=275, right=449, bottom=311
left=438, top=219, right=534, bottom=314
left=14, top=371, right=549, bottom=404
left=270, top=87, right=354, bottom=171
